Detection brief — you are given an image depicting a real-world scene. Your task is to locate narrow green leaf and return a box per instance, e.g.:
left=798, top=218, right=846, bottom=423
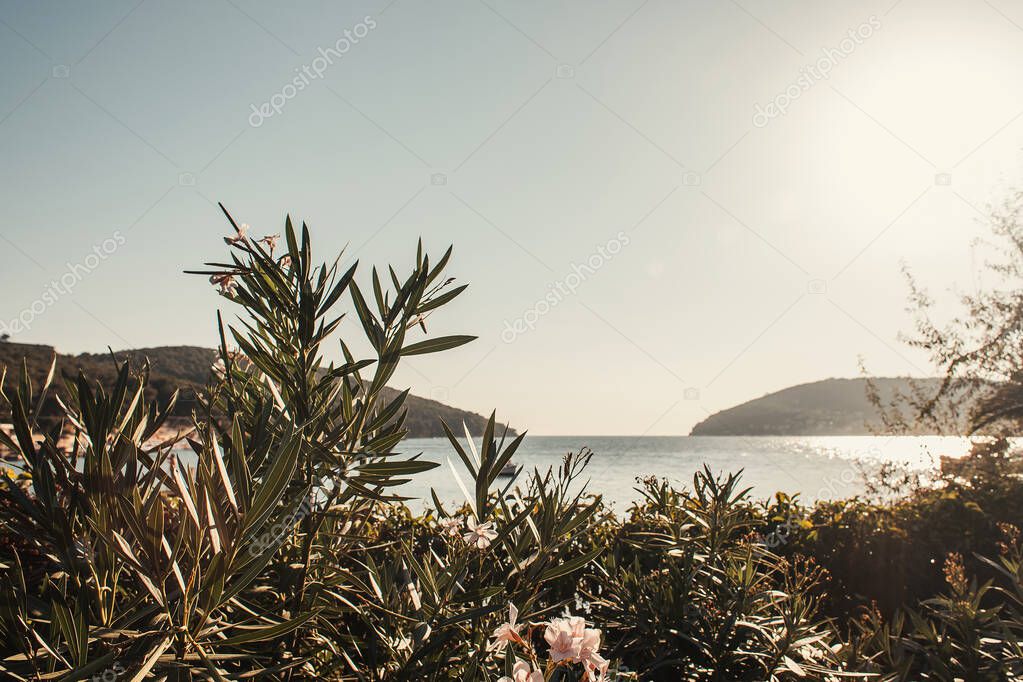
left=400, top=335, right=476, bottom=357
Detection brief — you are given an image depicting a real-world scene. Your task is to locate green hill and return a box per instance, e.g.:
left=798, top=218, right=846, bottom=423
left=689, top=377, right=963, bottom=436
left=0, top=342, right=509, bottom=438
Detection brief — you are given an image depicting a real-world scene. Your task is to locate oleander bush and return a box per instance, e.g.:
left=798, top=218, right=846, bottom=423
left=0, top=210, right=616, bottom=681
left=581, top=472, right=856, bottom=681
left=3, top=207, right=1023, bottom=680
left=762, top=437, right=1023, bottom=619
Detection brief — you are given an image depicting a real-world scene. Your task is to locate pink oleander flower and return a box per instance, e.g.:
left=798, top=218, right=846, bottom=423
left=260, top=233, right=280, bottom=252
left=544, top=617, right=583, bottom=662
left=498, top=660, right=543, bottom=682
left=224, top=221, right=245, bottom=245
left=209, top=273, right=237, bottom=296
left=584, top=651, right=609, bottom=682
left=279, top=255, right=292, bottom=269
left=439, top=516, right=462, bottom=538
left=579, top=624, right=601, bottom=659
left=225, top=223, right=249, bottom=245
left=544, top=614, right=607, bottom=678
left=491, top=602, right=523, bottom=651
left=463, top=520, right=498, bottom=549
left=580, top=626, right=608, bottom=681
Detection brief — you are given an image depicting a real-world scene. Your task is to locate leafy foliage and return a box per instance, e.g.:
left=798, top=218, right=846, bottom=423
left=3, top=207, right=1023, bottom=680
left=582, top=471, right=854, bottom=681
left=871, top=189, right=1023, bottom=436
left=0, top=210, right=607, bottom=680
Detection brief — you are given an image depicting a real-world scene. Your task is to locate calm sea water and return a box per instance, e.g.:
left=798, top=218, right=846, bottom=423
left=392, top=435, right=974, bottom=511
left=164, top=435, right=973, bottom=512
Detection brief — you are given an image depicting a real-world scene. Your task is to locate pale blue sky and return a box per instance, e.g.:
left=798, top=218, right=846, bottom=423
left=2, top=0, right=1022, bottom=434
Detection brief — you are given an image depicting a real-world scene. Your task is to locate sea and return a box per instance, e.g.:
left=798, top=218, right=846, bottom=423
left=391, top=435, right=975, bottom=512
left=158, top=435, right=975, bottom=513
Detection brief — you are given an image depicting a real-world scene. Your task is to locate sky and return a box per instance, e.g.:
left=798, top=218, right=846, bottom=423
left=1, top=0, right=1023, bottom=435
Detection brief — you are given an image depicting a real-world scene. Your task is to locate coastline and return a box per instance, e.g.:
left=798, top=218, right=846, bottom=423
left=1, top=420, right=194, bottom=459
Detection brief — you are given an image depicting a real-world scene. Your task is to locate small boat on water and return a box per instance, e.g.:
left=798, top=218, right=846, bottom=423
left=497, top=461, right=518, bottom=477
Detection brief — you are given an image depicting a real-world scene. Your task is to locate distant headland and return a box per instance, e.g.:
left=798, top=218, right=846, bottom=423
left=0, top=342, right=508, bottom=439
left=690, top=377, right=966, bottom=436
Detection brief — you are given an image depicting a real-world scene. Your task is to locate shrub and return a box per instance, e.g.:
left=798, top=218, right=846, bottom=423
left=0, top=210, right=604, bottom=680
left=4, top=206, right=1023, bottom=681
left=582, top=471, right=860, bottom=681
left=770, top=438, right=1023, bottom=618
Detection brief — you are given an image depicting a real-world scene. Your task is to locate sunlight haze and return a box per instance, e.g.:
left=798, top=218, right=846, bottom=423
left=2, top=0, right=1022, bottom=434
